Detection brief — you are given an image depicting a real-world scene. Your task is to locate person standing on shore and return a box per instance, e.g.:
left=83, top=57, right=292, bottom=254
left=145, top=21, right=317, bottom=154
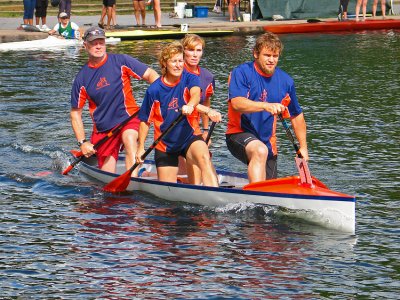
left=146, top=0, right=161, bottom=28
left=35, top=0, right=50, bottom=31
left=59, top=0, right=72, bottom=17
left=355, top=0, right=368, bottom=21
left=103, top=0, right=116, bottom=29
left=225, top=32, right=308, bottom=183
left=338, top=0, right=350, bottom=21
left=213, top=0, right=222, bottom=13
left=226, top=0, right=240, bottom=22
left=23, top=0, right=36, bottom=26
left=372, top=0, right=386, bottom=19
left=133, top=0, right=146, bottom=27
left=99, top=2, right=117, bottom=29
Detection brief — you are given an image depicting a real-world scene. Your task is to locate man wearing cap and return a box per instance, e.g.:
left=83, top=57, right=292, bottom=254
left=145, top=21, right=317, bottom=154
left=70, top=26, right=159, bottom=175
left=48, top=12, right=80, bottom=39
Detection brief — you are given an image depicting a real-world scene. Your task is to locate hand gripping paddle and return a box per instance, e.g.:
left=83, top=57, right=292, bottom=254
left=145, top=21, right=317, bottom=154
left=278, top=114, right=313, bottom=186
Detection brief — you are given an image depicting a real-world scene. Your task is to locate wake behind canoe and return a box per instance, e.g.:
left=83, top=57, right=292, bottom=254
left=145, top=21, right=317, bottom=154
left=77, top=155, right=356, bottom=234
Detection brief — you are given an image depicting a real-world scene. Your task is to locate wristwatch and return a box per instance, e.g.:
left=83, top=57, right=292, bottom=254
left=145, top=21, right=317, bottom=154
left=77, top=139, right=87, bottom=147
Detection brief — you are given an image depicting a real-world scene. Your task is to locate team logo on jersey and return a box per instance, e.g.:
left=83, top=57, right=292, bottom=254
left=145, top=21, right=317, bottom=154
left=259, top=89, right=268, bottom=102
left=168, top=98, right=179, bottom=110
left=96, top=77, right=110, bottom=90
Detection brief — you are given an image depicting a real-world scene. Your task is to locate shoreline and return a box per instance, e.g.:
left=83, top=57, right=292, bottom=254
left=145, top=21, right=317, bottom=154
left=1, top=14, right=399, bottom=43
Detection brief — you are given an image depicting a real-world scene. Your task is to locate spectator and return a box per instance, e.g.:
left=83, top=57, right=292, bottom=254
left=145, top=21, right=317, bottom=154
left=146, top=0, right=161, bottom=28
left=226, top=0, right=241, bottom=22
left=99, top=2, right=117, bottom=29
left=338, top=0, right=350, bottom=21
left=23, top=0, right=36, bottom=26
left=98, top=3, right=107, bottom=28
left=213, top=0, right=222, bottom=13
left=59, top=0, right=72, bottom=17
left=133, top=0, right=146, bottom=27
left=112, top=3, right=117, bottom=28
left=35, top=0, right=51, bottom=32
left=372, top=0, right=386, bottom=19
left=101, top=0, right=116, bottom=30
left=355, top=0, right=368, bottom=21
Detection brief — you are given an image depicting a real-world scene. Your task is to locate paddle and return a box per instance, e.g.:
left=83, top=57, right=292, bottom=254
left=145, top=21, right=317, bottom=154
left=62, top=111, right=139, bottom=175
left=205, top=121, right=217, bottom=145
left=204, top=121, right=217, bottom=160
left=278, top=114, right=313, bottom=186
left=103, top=113, right=185, bottom=193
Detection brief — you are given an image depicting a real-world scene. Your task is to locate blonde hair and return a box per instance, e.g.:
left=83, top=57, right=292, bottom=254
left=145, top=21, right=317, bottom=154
left=253, top=32, right=283, bottom=56
left=181, top=33, right=205, bottom=50
left=159, top=41, right=184, bottom=76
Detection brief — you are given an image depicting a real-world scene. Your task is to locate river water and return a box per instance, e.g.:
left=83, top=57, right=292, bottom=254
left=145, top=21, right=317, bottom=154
left=1, top=31, right=399, bottom=298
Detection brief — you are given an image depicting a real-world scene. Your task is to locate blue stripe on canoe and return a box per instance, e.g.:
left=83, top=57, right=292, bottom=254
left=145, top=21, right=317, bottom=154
left=82, top=160, right=355, bottom=203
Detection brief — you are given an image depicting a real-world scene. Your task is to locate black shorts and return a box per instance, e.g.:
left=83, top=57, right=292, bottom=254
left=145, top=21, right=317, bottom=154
left=226, top=132, right=278, bottom=179
left=154, top=135, right=204, bottom=168
left=340, top=0, right=349, bottom=11
left=103, top=0, right=116, bottom=7
left=35, top=0, right=49, bottom=17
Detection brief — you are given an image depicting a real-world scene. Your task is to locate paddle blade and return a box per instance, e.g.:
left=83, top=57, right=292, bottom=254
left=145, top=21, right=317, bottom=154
left=62, top=150, right=84, bottom=175
left=295, top=157, right=313, bottom=186
left=62, top=165, right=74, bottom=175
left=103, top=169, right=134, bottom=193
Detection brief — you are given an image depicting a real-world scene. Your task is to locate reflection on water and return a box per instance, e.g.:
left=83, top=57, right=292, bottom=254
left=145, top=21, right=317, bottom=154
left=0, top=30, right=399, bottom=298
left=71, top=195, right=317, bottom=298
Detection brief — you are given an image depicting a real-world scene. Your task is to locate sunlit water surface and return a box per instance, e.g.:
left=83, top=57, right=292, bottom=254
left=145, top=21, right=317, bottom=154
left=0, top=31, right=399, bottom=298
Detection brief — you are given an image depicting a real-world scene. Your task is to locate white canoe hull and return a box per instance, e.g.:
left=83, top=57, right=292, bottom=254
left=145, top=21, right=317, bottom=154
left=0, top=36, right=121, bottom=51
left=78, top=157, right=356, bottom=234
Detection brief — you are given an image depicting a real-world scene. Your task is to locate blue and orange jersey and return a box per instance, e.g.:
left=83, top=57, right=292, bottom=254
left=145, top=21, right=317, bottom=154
left=138, top=71, right=201, bottom=153
left=184, top=63, right=215, bottom=104
left=226, top=61, right=302, bottom=158
left=71, top=53, right=149, bottom=133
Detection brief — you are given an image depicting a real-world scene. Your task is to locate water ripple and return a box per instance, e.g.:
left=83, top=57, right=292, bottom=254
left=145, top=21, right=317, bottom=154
left=1, top=32, right=399, bottom=298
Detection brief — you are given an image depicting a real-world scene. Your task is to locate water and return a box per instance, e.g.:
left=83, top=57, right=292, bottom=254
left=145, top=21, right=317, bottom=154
left=1, top=31, right=399, bottom=298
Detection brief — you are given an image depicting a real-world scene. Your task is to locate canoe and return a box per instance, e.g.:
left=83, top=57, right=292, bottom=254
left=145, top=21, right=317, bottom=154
left=0, top=36, right=121, bottom=51
left=105, top=29, right=235, bottom=40
left=264, top=19, right=400, bottom=34
left=77, top=155, right=356, bottom=233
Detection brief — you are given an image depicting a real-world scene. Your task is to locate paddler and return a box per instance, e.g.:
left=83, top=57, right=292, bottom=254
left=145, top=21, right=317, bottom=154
left=136, top=41, right=222, bottom=186
left=69, top=26, right=159, bottom=175
left=179, top=33, right=217, bottom=184
left=225, top=32, right=309, bottom=183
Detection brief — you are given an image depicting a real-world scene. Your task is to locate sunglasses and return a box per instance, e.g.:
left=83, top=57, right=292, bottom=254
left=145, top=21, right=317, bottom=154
left=83, top=29, right=106, bottom=40
left=60, top=16, right=69, bottom=19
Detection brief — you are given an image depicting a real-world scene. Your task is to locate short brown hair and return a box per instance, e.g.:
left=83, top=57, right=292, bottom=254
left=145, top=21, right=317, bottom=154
left=159, top=41, right=184, bottom=76
left=253, top=32, right=283, bottom=56
left=181, top=34, right=205, bottom=50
